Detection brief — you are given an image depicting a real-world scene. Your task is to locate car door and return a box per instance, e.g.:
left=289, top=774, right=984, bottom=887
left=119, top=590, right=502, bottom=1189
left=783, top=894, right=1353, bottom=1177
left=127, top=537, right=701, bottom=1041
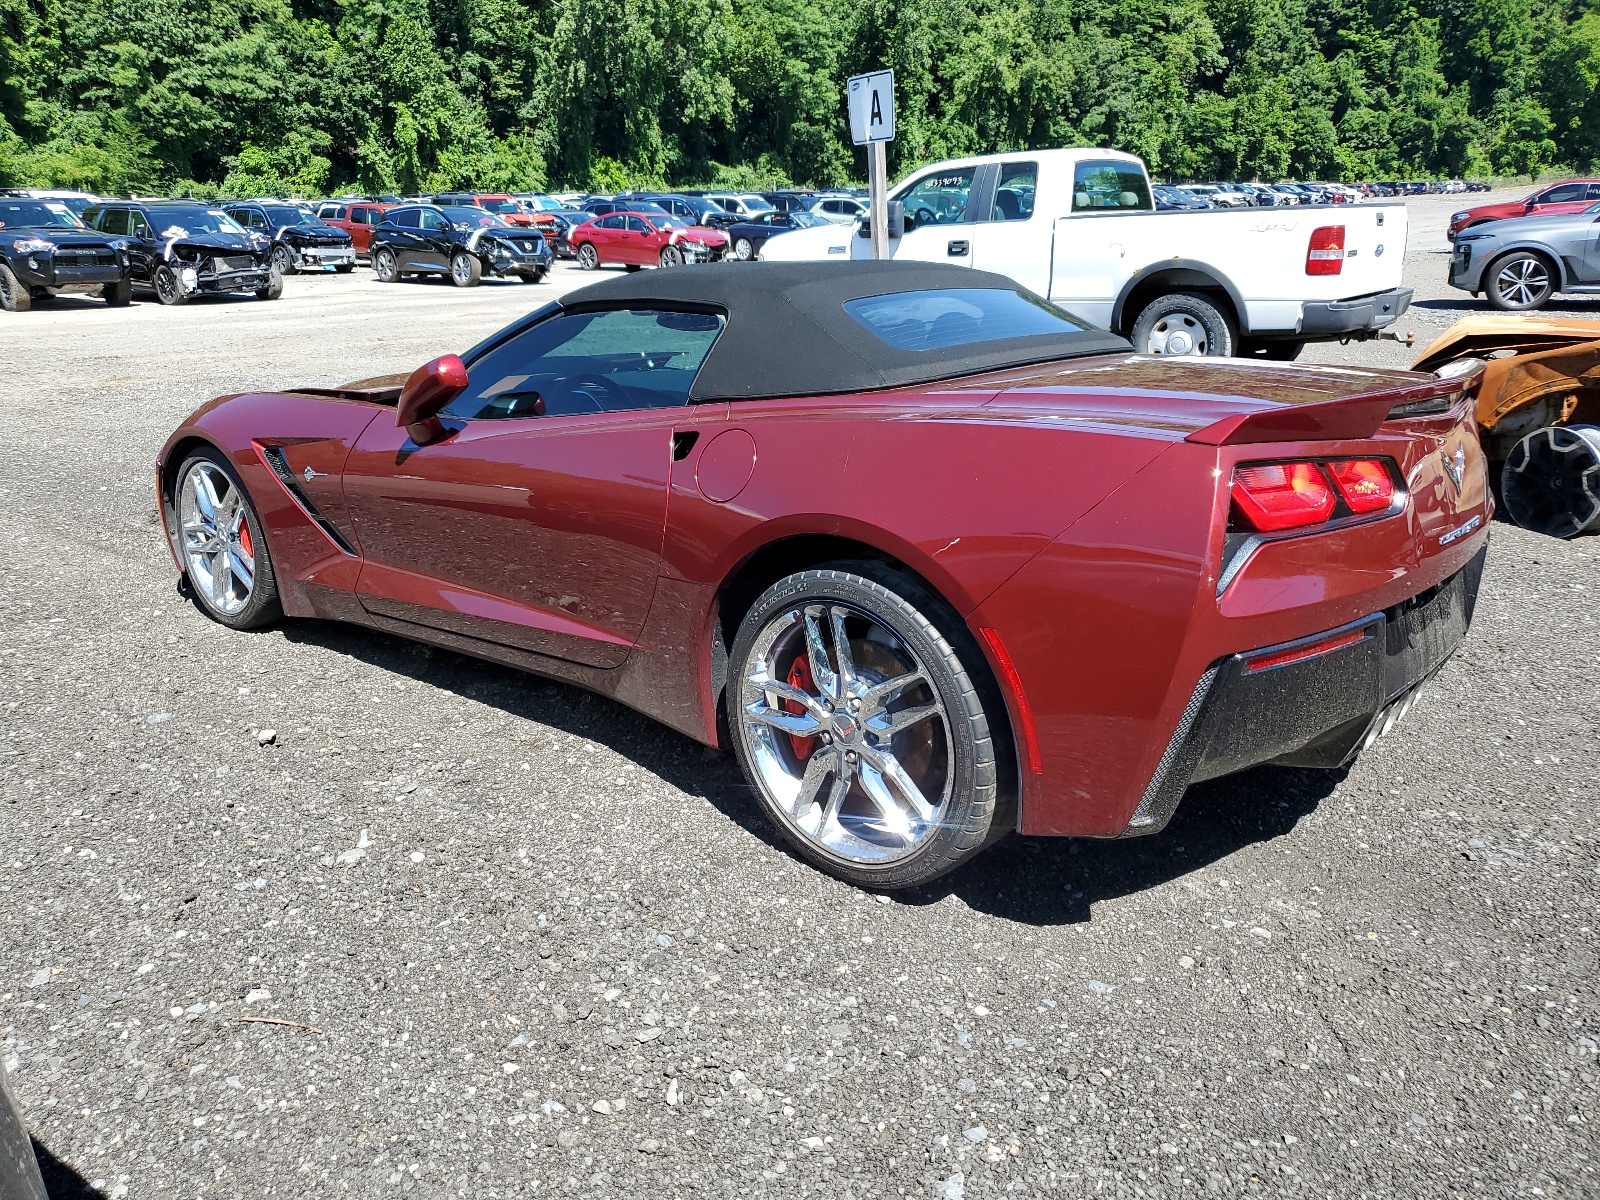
left=965, top=160, right=1046, bottom=295
left=125, top=210, right=157, bottom=282
left=341, top=306, right=727, bottom=668
left=586, top=215, right=625, bottom=263
left=880, top=166, right=980, bottom=267
left=415, top=209, right=452, bottom=270
left=623, top=216, right=656, bottom=264
left=1527, top=182, right=1591, bottom=218
left=383, top=208, right=422, bottom=267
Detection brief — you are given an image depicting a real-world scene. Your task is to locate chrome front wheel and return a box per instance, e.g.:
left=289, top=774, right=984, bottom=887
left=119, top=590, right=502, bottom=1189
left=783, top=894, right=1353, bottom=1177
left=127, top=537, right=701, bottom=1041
left=1489, top=252, right=1554, bottom=311
left=730, top=565, right=1006, bottom=888
left=174, top=451, right=281, bottom=629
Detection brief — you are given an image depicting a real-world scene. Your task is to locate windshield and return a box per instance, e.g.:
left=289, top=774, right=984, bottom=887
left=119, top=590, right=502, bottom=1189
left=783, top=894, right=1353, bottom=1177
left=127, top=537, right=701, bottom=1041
left=523, top=195, right=564, bottom=212
left=0, top=200, right=83, bottom=229
left=845, top=288, right=1090, bottom=352
left=442, top=206, right=511, bottom=228
left=264, top=205, right=324, bottom=227
left=788, top=211, right=829, bottom=228
left=652, top=216, right=691, bottom=230
left=482, top=198, right=523, bottom=214
left=149, top=207, right=247, bottom=237
left=737, top=196, right=775, bottom=213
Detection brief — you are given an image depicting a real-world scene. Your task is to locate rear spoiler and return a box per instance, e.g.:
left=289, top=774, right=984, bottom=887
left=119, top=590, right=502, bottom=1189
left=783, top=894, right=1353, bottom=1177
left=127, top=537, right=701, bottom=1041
left=1186, top=374, right=1472, bottom=446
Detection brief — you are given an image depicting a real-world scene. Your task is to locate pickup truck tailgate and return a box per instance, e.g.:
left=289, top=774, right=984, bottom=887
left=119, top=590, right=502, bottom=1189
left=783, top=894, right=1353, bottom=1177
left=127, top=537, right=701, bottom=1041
left=1332, top=205, right=1407, bottom=297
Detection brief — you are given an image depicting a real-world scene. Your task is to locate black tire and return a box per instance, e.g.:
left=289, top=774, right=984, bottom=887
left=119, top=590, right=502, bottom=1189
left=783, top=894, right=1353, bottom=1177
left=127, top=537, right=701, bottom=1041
left=1500, top=424, right=1600, bottom=538
left=727, top=562, right=1010, bottom=890
left=335, top=263, right=354, bottom=274
left=450, top=251, right=482, bottom=287
left=102, top=278, right=133, bottom=306
left=1240, top=339, right=1304, bottom=361
left=153, top=264, right=188, bottom=306
left=1130, top=291, right=1235, bottom=356
left=373, top=247, right=400, bottom=282
left=170, top=446, right=283, bottom=631
left=269, top=244, right=295, bottom=276
left=0, top=262, right=31, bottom=312
left=576, top=242, right=599, bottom=271
left=733, top=237, right=755, bottom=261
left=658, top=245, right=683, bottom=268
left=255, top=271, right=283, bottom=301
left=1486, top=251, right=1555, bottom=312
left=517, top=268, right=547, bottom=283
left=624, top=263, right=642, bottom=273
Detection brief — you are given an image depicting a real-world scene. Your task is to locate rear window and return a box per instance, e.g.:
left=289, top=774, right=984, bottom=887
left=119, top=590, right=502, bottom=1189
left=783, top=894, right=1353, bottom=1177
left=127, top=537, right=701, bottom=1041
left=1072, top=160, right=1153, bottom=212
left=844, top=288, right=1090, bottom=352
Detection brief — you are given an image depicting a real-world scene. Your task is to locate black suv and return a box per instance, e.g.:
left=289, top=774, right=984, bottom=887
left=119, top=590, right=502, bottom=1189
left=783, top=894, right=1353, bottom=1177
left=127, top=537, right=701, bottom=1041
left=368, top=204, right=552, bottom=286
left=83, top=200, right=278, bottom=305
left=223, top=201, right=355, bottom=275
left=0, top=193, right=130, bottom=312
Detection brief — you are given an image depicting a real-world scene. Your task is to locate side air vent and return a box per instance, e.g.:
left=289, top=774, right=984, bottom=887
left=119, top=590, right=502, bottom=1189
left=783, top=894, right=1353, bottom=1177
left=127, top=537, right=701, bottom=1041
left=260, top=445, right=358, bottom=555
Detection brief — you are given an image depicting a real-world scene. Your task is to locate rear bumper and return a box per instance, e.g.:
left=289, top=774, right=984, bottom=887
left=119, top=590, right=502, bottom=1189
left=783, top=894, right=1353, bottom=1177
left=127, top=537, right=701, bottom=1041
left=1299, top=287, right=1412, bottom=337
left=1121, top=543, right=1485, bottom=836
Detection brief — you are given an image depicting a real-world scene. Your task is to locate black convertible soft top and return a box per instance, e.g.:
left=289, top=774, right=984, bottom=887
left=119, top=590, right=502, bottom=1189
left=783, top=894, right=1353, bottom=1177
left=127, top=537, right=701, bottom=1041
left=551, top=261, right=1131, bottom=402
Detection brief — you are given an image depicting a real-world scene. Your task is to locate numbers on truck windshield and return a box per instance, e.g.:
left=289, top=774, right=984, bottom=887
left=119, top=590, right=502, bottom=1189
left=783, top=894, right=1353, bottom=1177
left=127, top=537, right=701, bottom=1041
left=900, top=168, right=975, bottom=232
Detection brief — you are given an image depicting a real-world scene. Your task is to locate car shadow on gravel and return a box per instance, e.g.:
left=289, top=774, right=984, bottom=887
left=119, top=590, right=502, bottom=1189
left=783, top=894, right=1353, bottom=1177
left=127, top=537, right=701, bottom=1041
left=276, top=619, right=1345, bottom=920
left=276, top=619, right=765, bottom=830
left=31, top=1136, right=107, bottom=1198
left=1412, top=296, right=1600, bottom=316
left=900, top=763, right=1347, bottom=925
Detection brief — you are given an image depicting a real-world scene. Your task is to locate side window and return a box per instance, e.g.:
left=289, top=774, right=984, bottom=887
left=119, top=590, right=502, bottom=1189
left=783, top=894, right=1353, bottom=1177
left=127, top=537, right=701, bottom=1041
left=624, top=216, right=649, bottom=233
left=821, top=200, right=841, bottom=214
left=391, top=209, right=421, bottom=229
left=418, top=209, right=446, bottom=231
left=898, top=169, right=975, bottom=233
left=1071, top=160, right=1153, bottom=212
left=1538, top=183, right=1586, bottom=203
left=127, top=211, right=150, bottom=239
left=99, top=207, right=128, bottom=235
left=447, top=309, right=726, bottom=420
left=1587, top=184, right=1600, bottom=201
left=990, top=162, right=1037, bottom=221
left=595, top=215, right=624, bottom=230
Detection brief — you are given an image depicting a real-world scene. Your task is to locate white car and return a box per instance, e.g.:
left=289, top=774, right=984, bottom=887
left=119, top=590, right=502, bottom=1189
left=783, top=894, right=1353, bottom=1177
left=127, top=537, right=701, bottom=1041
left=760, top=147, right=1412, bottom=360
left=1176, top=184, right=1251, bottom=208
left=703, top=192, right=775, bottom=219
left=806, top=195, right=869, bottom=223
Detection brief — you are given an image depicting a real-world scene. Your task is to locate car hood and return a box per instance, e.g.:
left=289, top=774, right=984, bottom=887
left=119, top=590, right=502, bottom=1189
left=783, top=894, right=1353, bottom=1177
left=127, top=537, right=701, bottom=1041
left=970, top=353, right=1455, bottom=440
left=278, top=225, right=351, bottom=243
left=158, top=231, right=258, bottom=254
left=1460, top=209, right=1599, bottom=238
left=4, top=226, right=119, bottom=246
left=756, top=221, right=854, bottom=260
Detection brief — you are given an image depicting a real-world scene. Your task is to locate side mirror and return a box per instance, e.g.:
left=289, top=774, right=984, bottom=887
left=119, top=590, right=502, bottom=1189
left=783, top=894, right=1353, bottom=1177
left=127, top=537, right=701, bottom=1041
left=397, top=354, right=469, bottom=445
left=887, top=200, right=905, bottom=239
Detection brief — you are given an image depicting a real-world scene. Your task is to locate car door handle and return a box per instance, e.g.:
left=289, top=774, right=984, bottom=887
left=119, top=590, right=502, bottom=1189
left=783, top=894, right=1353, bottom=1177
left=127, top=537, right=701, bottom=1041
left=947, top=240, right=969, bottom=256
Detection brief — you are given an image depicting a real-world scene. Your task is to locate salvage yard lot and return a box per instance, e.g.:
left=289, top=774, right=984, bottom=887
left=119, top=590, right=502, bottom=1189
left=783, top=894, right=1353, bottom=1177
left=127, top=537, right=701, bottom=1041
left=1, top=191, right=1596, bottom=1197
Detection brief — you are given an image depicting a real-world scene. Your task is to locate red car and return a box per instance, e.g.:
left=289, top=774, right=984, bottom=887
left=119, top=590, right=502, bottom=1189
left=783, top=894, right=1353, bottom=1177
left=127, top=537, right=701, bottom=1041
left=435, top=192, right=536, bottom=227
left=315, top=200, right=394, bottom=259
left=571, top=211, right=728, bottom=269
left=156, top=263, right=1490, bottom=890
left=1448, top=179, right=1600, bottom=240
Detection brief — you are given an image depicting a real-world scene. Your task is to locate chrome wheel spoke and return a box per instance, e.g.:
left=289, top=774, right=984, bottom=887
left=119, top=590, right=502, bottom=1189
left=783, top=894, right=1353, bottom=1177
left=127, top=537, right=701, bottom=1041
left=861, top=669, right=926, bottom=711
left=210, top=548, right=233, bottom=604
left=191, top=470, right=221, bottom=520
left=744, top=700, right=824, bottom=737
left=862, top=746, right=936, bottom=823
left=866, top=702, right=939, bottom=738
left=228, top=546, right=254, bottom=590
left=828, top=606, right=856, bottom=688
left=802, top=606, right=840, bottom=700
left=856, top=758, right=919, bottom=837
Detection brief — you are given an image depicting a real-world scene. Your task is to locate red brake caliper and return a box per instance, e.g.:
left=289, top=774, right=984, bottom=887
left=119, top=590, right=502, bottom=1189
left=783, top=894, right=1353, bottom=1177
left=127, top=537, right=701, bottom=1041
left=238, top=519, right=253, bottom=559
left=785, top=654, right=818, bottom=759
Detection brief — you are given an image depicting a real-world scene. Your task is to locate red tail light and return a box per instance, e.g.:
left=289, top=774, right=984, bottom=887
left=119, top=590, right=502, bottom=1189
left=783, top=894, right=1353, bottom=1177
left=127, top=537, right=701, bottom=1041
left=1327, top=459, right=1395, bottom=513
left=1305, top=225, right=1346, bottom=275
left=1231, top=462, right=1336, bottom=531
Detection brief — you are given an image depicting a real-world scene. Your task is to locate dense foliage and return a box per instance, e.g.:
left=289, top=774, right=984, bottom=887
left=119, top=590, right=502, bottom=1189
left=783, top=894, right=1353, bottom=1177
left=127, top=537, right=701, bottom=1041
left=1, top=0, right=1597, bottom=196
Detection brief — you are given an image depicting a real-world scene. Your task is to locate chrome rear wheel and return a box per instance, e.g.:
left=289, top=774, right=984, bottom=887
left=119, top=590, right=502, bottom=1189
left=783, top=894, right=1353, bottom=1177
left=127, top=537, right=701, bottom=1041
left=730, top=565, right=1007, bottom=888
left=173, top=451, right=282, bottom=629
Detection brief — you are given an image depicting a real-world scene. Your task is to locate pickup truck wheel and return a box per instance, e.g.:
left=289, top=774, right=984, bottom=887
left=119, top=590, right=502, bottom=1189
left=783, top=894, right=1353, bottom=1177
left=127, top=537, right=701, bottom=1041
left=1131, top=292, right=1235, bottom=357
left=0, top=263, right=32, bottom=312
left=102, top=278, right=133, bottom=306
left=1487, top=251, right=1555, bottom=311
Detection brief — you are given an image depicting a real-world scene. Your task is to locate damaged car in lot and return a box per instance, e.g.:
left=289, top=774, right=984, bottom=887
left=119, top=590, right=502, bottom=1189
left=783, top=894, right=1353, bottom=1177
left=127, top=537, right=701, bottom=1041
left=156, top=262, right=1491, bottom=890
left=83, top=201, right=279, bottom=305
left=1413, top=314, right=1600, bottom=537
left=0, top=193, right=130, bottom=311
left=368, top=204, right=552, bottom=286
left=223, top=201, right=356, bottom=275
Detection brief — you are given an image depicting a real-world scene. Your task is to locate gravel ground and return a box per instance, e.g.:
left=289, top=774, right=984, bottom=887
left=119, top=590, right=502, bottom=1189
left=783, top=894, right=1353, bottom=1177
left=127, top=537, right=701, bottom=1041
left=2, top=192, right=1596, bottom=1199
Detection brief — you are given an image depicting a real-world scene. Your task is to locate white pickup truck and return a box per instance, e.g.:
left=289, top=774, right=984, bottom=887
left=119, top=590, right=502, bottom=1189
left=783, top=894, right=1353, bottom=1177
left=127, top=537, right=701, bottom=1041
left=759, top=147, right=1412, bottom=360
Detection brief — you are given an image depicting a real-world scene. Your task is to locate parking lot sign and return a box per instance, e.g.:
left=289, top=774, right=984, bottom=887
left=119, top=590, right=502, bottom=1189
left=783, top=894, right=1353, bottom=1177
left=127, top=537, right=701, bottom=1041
left=847, top=71, right=895, bottom=145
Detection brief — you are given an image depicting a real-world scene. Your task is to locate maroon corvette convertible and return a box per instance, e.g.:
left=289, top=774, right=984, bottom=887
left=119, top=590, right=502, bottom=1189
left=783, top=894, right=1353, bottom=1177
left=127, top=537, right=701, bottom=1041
left=158, top=262, right=1491, bottom=888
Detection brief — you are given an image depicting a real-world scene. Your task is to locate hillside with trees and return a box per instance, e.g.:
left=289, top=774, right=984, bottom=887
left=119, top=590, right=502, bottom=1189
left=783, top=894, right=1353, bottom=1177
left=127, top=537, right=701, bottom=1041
left=1, top=0, right=1596, bottom=197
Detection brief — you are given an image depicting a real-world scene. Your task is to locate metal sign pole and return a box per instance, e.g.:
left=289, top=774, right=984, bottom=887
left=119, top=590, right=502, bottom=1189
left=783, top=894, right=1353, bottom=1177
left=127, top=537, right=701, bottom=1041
left=868, top=141, right=888, bottom=261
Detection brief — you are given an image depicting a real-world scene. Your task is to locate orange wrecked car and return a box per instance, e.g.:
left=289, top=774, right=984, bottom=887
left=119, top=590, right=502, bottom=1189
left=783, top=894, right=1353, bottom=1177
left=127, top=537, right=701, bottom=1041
left=1413, top=314, right=1600, bottom=538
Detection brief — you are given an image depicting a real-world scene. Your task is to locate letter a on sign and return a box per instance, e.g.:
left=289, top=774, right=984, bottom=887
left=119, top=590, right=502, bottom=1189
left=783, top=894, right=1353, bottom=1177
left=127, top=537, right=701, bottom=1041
left=847, top=70, right=895, bottom=145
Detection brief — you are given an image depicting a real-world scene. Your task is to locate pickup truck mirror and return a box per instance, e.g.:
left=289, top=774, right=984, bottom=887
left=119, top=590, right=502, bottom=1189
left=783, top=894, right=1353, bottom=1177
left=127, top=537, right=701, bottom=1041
left=855, top=202, right=906, bottom=241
